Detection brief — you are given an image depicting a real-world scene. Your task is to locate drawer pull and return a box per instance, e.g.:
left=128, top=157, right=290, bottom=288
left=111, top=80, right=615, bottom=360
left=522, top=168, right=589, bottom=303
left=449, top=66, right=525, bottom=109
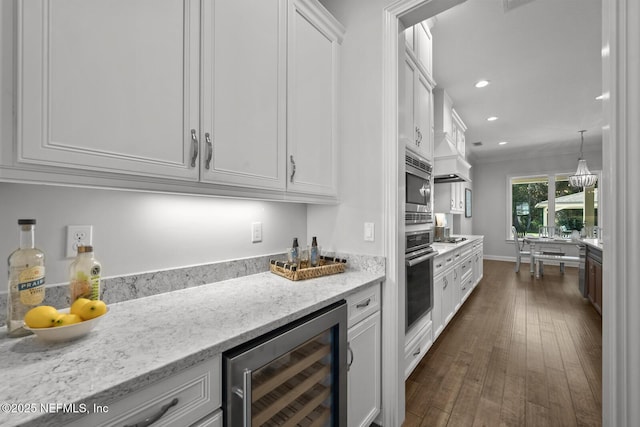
left=413, top=347, right=421, bottom=357
left=356, top=298, right=371, bottom=309
left=124, top=397, right=179, bottom=427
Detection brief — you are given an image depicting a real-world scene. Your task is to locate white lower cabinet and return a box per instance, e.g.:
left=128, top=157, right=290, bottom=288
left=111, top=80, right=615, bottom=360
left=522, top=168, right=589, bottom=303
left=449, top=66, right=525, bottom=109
left=346, top=283, right=381, bottom=427
left=67, top=356, right=221, bottom=427
left=405, top=239, right=484, bottom=377
left=404, top=315, right=433, bottom=379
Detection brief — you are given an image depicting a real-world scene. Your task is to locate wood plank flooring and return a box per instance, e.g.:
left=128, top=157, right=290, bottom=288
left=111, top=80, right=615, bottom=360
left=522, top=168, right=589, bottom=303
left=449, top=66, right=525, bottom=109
left=404, top=260, right=602, bottom=427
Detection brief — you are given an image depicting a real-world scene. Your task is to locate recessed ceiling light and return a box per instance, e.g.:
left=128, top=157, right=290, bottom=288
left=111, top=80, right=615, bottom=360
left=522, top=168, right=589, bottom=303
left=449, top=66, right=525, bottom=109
left=596, top=93, right=609, bottom=100
left=475, top=80, right=490, bottom=88
left=487, top=116, right=498, bottom=122
left=498, top=141, right=509, bottom=145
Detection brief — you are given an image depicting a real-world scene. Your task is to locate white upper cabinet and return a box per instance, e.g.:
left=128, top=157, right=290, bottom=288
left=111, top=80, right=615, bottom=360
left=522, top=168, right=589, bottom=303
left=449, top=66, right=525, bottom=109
left=17, top=0, right=201, bottom=181
left=286, top=0, right=344, bottom=197
left=14, top=0, right=342, bottom=201
left=404, top=20, right=433, bottom=80
left=200, top=0, right=287, bottom=190
left=415, top=22, right=433, bottom=80
left=401, top=52, right=434, bottom=163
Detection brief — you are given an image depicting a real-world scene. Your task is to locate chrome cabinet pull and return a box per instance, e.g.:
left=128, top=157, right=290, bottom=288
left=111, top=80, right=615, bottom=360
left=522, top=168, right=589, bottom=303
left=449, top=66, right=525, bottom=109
left=356, top=298, right=371, bottom=309
left=290, top=155, right=296, bottom=183
left=205, top=132, right=213, bottom=170
left=444, top=277, right=448, bottom=289
left=413, top=347, right=421, bottom=357
left=347, top=344, right=354, bottom=371
left=123, top=398, right=179, bottom=427
left=190, top=129, right=199, bottom=168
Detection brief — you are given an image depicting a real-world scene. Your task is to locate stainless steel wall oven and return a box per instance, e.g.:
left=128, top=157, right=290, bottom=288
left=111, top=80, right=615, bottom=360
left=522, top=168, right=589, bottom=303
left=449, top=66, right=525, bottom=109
left=405, top=151, right=433, bottom=225
left=405, top=229, right=436, bottom=332
left=223, top=301, right=347, bottom=426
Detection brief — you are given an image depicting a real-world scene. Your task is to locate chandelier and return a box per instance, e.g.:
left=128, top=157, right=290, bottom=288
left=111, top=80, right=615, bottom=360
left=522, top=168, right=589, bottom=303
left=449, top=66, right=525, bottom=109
left=569, top=130, right=598, bottom=188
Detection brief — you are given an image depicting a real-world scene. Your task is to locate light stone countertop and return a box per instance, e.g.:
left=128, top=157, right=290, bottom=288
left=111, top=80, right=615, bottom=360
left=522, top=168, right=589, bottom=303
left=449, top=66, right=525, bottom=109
left=581, top=238, right=603, bottom=251
left=0, top=269, right=384, bottom=427
left=431, top=235, right=484, bottom=257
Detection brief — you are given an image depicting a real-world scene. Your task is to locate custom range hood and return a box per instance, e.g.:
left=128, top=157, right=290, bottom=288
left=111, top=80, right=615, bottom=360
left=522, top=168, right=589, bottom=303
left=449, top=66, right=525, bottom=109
left=433, top=132, right=471, bottom=183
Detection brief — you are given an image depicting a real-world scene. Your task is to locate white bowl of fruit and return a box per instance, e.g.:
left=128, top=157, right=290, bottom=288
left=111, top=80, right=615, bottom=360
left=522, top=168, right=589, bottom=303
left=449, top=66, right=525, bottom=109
left=23, top=298, right=108, bottom=342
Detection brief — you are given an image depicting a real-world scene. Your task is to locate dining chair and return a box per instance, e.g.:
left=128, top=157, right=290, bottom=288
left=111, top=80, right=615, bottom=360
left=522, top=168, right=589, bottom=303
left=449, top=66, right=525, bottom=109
left=512, top=226, right=530, bottom=272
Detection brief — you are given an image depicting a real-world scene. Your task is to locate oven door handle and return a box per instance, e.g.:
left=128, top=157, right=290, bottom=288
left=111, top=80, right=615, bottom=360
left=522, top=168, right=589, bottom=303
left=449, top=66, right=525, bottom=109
left=406, top=251, right=438, bottom=267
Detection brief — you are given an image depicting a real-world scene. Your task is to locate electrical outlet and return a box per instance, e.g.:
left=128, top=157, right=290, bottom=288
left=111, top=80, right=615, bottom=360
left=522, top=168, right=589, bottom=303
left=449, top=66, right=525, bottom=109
left=66, top=225, right=93, bottom=257
left=251, top=222, right=263, bottom=243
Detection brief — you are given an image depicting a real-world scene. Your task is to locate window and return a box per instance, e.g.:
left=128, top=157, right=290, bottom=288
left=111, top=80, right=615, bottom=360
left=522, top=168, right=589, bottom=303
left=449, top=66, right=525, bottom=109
left=511, top=176, right=549, bottom=236
left=509, top=173, right=599, bottom=239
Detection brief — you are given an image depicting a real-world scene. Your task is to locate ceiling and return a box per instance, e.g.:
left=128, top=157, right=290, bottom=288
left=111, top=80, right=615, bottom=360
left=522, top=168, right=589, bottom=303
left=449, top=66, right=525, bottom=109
left=427, top=0, right=603, bottom=161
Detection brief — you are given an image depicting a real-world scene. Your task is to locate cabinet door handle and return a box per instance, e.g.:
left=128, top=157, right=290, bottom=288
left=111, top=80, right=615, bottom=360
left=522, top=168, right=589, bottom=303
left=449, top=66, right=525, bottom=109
left=444, top=277, right=448, bottom=289
left=413, top=347, right=421, bottom=357
left=347, top=344, right=354, bottom=371
left=190, top=129, right=199, bottom=168
left=205, top=132, right=213, bottom=170
left=356, top=298, right=371, bottom=309
left=290, top=155, right=296, bottom=183
left=123, top=397, right=179, bottom=427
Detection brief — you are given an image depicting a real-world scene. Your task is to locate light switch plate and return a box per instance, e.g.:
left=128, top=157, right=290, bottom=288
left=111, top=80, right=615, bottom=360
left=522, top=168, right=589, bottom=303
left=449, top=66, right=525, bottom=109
left=251, top=222, right=263, bottom=243
left=364, top=222, right=375, bottom=242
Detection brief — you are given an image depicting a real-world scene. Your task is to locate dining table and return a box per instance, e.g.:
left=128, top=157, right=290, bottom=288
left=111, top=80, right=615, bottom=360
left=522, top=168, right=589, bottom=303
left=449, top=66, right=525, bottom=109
left=522, top=236, right=584, bottom=275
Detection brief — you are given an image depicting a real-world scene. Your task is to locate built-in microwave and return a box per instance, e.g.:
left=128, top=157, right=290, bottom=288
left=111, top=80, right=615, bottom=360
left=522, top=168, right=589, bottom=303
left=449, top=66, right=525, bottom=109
left=405, top=151, right=433, bottom=224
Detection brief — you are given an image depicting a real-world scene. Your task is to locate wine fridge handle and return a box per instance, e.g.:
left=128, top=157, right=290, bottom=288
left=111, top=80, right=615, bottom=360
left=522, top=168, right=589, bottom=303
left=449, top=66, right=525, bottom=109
left=242, top=369, right=252, bottom=427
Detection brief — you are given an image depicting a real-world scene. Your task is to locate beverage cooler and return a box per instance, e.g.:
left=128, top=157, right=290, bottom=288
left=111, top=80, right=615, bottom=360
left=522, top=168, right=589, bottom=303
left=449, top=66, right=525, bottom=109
left=223, top=301, right=347, bottom=426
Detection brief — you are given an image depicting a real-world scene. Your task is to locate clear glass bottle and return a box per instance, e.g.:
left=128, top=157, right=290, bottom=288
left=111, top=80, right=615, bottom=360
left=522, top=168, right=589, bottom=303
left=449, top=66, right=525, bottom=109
left=290, top=238, right=300, bottom=266
left=69, top=245, right=102, bottom=302
left=310, top=236, right=319, bottom=267
left=7, top=219, right=46, bottom=337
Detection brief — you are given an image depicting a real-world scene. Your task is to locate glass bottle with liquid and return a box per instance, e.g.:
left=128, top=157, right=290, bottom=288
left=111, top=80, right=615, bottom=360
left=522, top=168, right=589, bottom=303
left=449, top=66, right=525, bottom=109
left=310, top=236, right=319, bottom=267
left=69, top=245, right=102, bottom=302
left=7, top=219, right=46, bottom=337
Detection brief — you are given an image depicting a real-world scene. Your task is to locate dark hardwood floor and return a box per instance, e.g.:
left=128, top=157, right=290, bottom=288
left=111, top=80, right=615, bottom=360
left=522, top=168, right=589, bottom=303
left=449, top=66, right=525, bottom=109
left=404, top=260, right=602, bottom=427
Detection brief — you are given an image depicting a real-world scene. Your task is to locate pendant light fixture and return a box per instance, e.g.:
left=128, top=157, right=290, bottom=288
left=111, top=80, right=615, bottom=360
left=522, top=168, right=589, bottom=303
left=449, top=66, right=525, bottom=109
left=569, top=130, right=598, bottom=188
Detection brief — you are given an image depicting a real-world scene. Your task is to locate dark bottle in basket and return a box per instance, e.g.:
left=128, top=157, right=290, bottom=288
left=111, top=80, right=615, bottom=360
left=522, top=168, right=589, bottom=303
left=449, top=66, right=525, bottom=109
left=310, top=236, right=319, bottom=267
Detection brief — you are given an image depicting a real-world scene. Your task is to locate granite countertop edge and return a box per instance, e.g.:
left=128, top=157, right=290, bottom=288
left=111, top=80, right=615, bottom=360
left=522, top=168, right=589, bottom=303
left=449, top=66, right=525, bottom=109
left=0, top=269, right=384, bottom=427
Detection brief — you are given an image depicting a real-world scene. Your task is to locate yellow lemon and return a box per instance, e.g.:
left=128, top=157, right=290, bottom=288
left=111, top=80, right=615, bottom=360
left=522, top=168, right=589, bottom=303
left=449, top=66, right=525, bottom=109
left=24, top=306, right=59, bottom=328
left=79, top=300, right=107, bottom=320
left=70, top=298, right=91, bottom=316
left=54, top=313, right=83, bottom=327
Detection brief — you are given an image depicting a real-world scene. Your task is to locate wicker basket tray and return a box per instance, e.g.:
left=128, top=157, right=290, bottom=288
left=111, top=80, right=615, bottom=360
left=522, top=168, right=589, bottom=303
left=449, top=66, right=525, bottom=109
left=270, top=256, right=347, bottom=281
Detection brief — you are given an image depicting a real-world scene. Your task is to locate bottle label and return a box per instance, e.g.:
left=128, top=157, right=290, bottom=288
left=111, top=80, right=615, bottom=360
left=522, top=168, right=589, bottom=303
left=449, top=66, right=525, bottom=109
left=17, top=266, right=46, bottom=305
left=90, top=265, right=101, bottom=300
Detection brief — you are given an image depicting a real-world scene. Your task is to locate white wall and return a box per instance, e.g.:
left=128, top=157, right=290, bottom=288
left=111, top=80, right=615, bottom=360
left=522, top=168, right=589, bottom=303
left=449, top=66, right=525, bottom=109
left=308, top=0, right=386, bottom=257
left=472, top=145, right=602, bottom=260
left=0, top=183, right=307, bottom=287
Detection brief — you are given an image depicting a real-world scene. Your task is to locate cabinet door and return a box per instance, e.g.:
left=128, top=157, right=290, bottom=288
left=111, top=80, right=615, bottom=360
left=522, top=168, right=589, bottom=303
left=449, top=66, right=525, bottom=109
left=415, top=22, right=432, bottom=78
left=442, top=269, right=455, bottom=326
left=200, top=0, right=287, bottom=190
left=432, top=273, right=444, bottom=340
left=416, top=72, right=434, bottom=162
left=348, top=311, right=381, bottom=427
left=401, top=54, right=418, bottom=152
left=18, top=0, right=200, bottom=180
left=287, top=0, right=343, bottom=196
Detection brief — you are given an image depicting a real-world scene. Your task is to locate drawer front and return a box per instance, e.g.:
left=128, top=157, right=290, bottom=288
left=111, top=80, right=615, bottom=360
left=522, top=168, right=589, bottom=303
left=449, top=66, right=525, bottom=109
left=67, top=357, right=221, bottom=427
left=434, top=252, right=455, bottom=276
left=461, top=271, right=474, bottom=300
left=460, top=256, right=473, bottom=277
left=404, top=319, right=433, bottom=379
left=347, top=282, right=381, bottom=327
